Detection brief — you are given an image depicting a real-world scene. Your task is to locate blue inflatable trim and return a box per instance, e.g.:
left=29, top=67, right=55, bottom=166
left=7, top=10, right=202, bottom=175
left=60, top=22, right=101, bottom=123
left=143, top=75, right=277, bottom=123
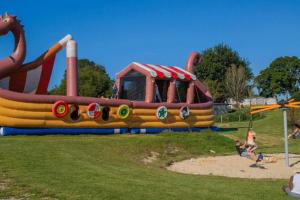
left=0, top=126, right=221, bottom=136
left=0, top=127, right=128, bottom=136
left=210, top=126, right=220, bottom=131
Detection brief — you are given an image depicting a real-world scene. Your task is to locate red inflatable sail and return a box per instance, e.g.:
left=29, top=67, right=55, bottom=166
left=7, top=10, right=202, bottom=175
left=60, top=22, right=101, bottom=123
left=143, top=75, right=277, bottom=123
left=0, top=55, right=56, bottom=94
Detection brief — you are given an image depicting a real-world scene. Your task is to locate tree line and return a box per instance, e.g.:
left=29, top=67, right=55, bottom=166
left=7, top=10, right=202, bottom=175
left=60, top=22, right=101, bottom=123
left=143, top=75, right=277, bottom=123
left=195, top=44, right=300, bottom=105
left=50, top=59, right=113, bottom=97
left=50, top=44, right=300, bottom=105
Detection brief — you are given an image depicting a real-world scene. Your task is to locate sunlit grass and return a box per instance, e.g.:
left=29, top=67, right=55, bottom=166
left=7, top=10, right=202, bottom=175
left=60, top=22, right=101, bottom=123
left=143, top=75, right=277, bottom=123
left=0, top=111, right=294, bottom=199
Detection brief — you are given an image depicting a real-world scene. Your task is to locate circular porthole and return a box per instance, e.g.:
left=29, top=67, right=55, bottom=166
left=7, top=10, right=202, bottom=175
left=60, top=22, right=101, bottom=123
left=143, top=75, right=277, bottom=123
left=179, top=106, right=190, bottom=120
left=156, top=106, right=168, bottom=120
left=117, top=105, right=130, bottom=119
left=87, top=103, right=102, bottom=119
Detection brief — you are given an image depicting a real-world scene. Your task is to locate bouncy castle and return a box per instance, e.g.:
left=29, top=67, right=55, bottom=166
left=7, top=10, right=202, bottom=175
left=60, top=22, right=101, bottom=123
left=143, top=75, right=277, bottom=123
left=0, top=13, right=214, bottom=135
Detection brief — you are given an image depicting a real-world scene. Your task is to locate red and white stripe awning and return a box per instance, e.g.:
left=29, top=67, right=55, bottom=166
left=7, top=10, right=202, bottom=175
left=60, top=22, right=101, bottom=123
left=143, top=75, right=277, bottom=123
left=0, top=55, right=56, bottom=94
left=132, top=62, right=196, bottom=81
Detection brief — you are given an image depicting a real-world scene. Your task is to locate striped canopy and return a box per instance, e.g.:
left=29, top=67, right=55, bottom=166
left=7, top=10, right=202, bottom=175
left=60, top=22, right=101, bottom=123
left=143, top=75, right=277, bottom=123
left=132, top=62, right=196, bottom=81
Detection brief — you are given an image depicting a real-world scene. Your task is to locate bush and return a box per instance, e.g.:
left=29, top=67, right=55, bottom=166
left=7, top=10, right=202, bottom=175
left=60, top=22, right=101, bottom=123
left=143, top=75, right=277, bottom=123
left=288, top=109, right=300, bottom=127
left=291, top=91, right=300, bottom=101
left=215, top=107, right=265, bottom=123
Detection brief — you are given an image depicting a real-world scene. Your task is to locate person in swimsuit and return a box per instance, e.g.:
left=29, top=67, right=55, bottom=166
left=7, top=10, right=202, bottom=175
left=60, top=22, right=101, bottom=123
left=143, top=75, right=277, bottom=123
left=246, top=129, right=258, bottom=152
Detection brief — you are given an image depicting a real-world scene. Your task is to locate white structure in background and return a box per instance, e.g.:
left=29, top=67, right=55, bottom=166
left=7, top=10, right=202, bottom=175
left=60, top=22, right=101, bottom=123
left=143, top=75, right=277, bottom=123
left=214, top=103, right=229, bottom=115
left=214, top=97, right=277, bottom=115
left=228, top=97, right=277, bottom=106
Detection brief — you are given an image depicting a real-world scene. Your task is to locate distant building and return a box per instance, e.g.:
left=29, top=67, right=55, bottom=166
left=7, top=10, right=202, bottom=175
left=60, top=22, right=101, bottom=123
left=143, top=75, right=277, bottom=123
left=214, top=97, right=277, bottom=115
left=228, top=97, right=277, bottom=106
left=214, top=103, right=230, bottom=115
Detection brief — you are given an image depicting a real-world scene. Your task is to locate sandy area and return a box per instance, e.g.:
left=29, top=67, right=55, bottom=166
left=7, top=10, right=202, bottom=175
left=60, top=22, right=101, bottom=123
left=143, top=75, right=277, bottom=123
left=167, top=154, right=300, bottom=179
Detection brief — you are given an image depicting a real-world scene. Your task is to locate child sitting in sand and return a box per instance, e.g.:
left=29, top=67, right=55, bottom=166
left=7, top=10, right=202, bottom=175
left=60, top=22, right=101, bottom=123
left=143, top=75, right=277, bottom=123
left=235, top=140, right=277, bottom=163
left=235, top=140, right=262, bottom=163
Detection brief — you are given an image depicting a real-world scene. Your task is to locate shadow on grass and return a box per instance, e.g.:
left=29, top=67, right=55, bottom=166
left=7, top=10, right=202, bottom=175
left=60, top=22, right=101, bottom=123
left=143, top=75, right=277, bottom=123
left=216, top=128, right=238, bottom=132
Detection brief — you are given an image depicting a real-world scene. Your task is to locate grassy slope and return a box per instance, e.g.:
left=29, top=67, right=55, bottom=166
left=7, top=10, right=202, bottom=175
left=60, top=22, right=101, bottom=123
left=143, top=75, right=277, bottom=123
left=217, top=109, right=300, bottom=153
left=0, top=111, right=294, bottom=200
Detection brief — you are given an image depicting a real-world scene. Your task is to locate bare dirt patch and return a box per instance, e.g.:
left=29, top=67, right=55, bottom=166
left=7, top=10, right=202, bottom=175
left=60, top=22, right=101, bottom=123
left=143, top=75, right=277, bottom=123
left=0, top=179, right=10, bottom=191
left=143, top=151, right=160, bottom=164
left=167, top=154, right=300, bottom=179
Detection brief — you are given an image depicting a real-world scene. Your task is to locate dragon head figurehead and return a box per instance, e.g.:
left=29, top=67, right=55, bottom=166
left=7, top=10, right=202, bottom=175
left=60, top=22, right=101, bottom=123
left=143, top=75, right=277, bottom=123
left=0, top=12, right=26, bottom=79
left=0, top=12, right=18, bottom=35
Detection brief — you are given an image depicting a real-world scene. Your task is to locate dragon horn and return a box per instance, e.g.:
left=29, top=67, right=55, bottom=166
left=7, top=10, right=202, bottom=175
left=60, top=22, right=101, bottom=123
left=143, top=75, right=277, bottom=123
left=2, top=12, right=8, bottom=18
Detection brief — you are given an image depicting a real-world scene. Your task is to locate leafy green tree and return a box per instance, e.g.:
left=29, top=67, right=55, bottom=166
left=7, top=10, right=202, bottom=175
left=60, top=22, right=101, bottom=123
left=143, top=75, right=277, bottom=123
left=291, top=91, right=300, bottom=101
left=202, top=79, right=223, bottom=102
left=195, top=44, right=252, bottom=102
left=255, top=56, right=300, bottom=99
left=50, top=59, right=113, bottom=97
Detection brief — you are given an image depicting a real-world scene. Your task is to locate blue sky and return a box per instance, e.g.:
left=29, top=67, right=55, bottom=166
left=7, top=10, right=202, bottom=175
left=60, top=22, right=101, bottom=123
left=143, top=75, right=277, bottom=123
left=0, top=0, right=300, bottom=89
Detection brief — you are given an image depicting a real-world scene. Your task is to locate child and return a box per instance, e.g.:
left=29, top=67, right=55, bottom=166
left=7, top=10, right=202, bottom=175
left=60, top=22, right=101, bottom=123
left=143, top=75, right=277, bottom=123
left=288, top=123, right=300, bottom=139
left=246, top=129, right=257, bottom=153
left=235, top=140, right=261, bottom=162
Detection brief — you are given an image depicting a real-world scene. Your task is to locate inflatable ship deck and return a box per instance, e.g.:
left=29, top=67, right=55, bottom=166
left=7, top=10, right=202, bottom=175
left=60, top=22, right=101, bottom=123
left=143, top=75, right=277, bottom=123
left=0, top=13, right=213, bottom=135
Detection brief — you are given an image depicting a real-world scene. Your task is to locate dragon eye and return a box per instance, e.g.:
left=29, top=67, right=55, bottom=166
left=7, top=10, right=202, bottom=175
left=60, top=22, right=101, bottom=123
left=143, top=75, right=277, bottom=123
left=3, top=18, right=9, bottom=23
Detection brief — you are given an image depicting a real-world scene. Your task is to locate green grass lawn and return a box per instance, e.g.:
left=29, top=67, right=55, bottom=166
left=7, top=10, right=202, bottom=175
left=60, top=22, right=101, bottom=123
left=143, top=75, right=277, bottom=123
left=0, top=110, right=296, bottom=199
left=216, top=109, right=300, bottom=153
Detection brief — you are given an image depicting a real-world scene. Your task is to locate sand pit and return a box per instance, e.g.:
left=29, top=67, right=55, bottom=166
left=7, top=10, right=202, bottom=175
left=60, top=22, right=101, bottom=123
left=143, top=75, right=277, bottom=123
left=167, top=154, right=300, bottom=179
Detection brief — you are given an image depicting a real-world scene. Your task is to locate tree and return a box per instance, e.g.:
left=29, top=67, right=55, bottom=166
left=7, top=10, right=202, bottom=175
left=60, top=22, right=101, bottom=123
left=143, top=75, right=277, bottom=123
left=202, top=79, right=223, bottom=102
left=50, top=59, right=113, bottom=97
left=224, top=65, right=249, bottom=107
left=291, top=91, right=300, bottom=101
left=255, top=56, right=300, bottom=99
left=194, top=44, right=252, bottom=102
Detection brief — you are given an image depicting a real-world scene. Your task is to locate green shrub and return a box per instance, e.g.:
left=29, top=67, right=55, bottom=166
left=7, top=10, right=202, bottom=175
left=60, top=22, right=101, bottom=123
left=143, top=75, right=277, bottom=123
left=215, top=107, right=265, bottom=123
left=291, top=91, right=300, bottom=101
left=288, top=109, right=300, bottom=127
